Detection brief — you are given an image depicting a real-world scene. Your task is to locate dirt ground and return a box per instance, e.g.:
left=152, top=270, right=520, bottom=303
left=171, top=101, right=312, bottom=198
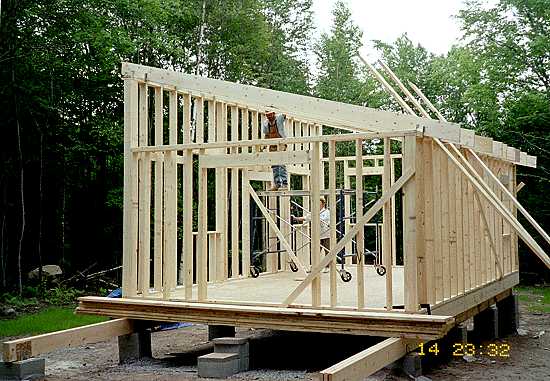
left=3, top=300, right=549, bottom=381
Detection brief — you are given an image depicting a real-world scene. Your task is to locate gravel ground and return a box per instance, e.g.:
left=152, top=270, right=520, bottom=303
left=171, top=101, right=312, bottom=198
left=2, top=300, right=549, bottom=380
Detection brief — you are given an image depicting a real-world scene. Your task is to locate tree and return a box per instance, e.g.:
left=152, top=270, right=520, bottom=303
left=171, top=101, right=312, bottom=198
left=314, top=1, right=365, bottom=104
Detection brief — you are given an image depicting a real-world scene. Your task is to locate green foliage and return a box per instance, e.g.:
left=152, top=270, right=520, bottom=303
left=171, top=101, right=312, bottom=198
left=0, top=307, right=108, bottom=338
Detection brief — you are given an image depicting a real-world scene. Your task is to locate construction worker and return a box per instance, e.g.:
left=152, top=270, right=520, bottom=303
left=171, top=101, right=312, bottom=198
left=262, top=111, right=288, bottom=191
left=292, top=197, right=331, bottom=272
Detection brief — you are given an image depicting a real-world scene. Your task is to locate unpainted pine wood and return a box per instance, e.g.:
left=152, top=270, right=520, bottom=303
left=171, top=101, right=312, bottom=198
left=420, top=139, right=434, bottom=305
left=2, top=319, right=135, bottom=362
left=390, top=158, right=397, bottom=265
left=403, top=136, right=418, bottom=312
left=196, top=97, right=204, bottom=143
left=153, top=87, right=164, bottom=292
left=215, top=102, right=228, bottom=281
left=343, top=161, right=352, bottom=263
left=431, top=142, right=443, bottom=303
left=460, top=169, right=470, bottom=292
left=328, top=140, right=337, bottom=307
left=208, top=100, right=216, bottom=143
left=123, top=79, right=139, bottom=297
left=183, top=148, right=194, bottom=298
left=467, top=180, right=476, bottom=290
left=440, top=151, right=451, bottom=299
left=415, top=138, right=426, bottom=305
left=512, top=165, right=519, bottom=272
left=242, top=108, right=249, bottom=152
left=355, top=139, right=365, bottom=309
left=267, top=194, right=278, bottom=273
left=231, top=106, right=239, bottom=278
left=454, top=148, right=465, bottom=295
left=311, top=141, right=322, bottom=307
left=138, top=83, right=151, bottom=296
left=208, top=232, right=217, bottom=282
left=163, top=90, right=178, bottom=299
left=447, top=151, right=457, bottom=297
left=473, top=179, right=482, bottom=288
left=383, top=138, right=394, bottom=308
left=280, top=189, right=291, bottom=272
left=242, top=170, right=251, bottom=278
left=197, top=154, right=208, bottom=300
left=183, top=93, right=191, bottom=143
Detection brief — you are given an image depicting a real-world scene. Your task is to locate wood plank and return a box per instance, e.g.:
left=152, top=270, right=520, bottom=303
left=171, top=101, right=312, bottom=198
left=415, top=138, right=426, bottom=304
left=403, top=136, right=418, bottom=311
left=163, top=90, right=178, bottom=299
left=197, top=157, right=208, bottom=300
left=2, top=319, right=135, bottom=362
left=138, top=83, right=151, bottom=295
left=196, top=96, right=204, bottom=143
left=122, top=79, right=139, bottom=297
left=421, top=139, right=434, bottom=305
left=431, top=142, right=443, bottom=303
left=183, top=93, right=191, bottom=143
left=440, top=145, right=450, bottom=300
left=355, top=139, right=365, bottom=309
left=283, top=169, right=415, bottom=307
left=242, top=170, right=251, bottom=278
left=77, top=296, right=454, bottom=340
left=200, top=151, right=311, bottom=168
left=123, top=62, right=442, bottom=135
left=383, top=138, right=394, bottom=309
left=447, top=149, right=457, bottom=296
left=183, top=149, right=194, bottom=298
left=328, top=140, right=337, bottom=307
left=311, top=141, right=322, bottom=307
left=454, top=148, right=465, bottom=295
left=153, top=87, right=164, bottom=292
left=231, top=106, right=239, bottom=278
left=320, top=338, right=419, bottom=381
left=215, top=102, right=228, bottom=281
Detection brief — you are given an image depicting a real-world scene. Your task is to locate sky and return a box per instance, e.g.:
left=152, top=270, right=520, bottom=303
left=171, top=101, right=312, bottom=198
left=312, top=0, right=467, bottom=59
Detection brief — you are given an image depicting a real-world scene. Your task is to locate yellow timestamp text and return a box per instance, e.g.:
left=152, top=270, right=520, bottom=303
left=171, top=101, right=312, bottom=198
left=418, top=342, right=511, bottom=357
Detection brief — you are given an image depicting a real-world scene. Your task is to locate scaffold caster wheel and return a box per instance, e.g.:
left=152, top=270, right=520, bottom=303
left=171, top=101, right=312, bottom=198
left=289, top=262, right=298, bottom=272
left=376, top=266, right=386, bottom=276
left=250, top=266, right=260, bottom=278
left=340, top=270, right=352, bottom=282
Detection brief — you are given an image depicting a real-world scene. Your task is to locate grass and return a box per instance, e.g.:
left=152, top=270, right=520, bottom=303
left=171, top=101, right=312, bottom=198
left=0, top=306, right=108, bottom=338
left=515, top=285, right=550, bottom=313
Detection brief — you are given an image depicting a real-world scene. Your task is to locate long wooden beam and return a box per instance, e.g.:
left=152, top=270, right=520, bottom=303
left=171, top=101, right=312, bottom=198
left=283, top=169, right=415, bottom=306
left=2, top=319, right=135, bottom=362
left=200, top=151, right=311, bottom=168
left=122, top=62, right=450, bottom=135
left=467, top=148, right=550, bottom=247
left=77, top=297, right=454, bottom=340
left=320, top=338, right=420, bottom=381
left=131, top=131, right=417, bottom=153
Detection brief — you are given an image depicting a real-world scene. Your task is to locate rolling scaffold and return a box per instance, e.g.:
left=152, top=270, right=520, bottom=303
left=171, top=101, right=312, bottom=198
left=249, top=188, right=388, bottom=281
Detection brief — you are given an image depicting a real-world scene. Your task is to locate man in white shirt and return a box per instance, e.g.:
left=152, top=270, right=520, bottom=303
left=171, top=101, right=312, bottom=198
left=292, top=197, right=331, bottom=272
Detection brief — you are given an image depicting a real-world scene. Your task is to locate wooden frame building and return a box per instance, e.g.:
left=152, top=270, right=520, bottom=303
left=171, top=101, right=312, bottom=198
left=69, top=62, right=550, bottom=379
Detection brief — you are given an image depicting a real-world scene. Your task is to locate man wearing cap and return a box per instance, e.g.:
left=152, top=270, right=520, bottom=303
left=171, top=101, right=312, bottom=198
left=262, top=111, right=288, bottom=191
left=292, top=197, right=331, bottom=272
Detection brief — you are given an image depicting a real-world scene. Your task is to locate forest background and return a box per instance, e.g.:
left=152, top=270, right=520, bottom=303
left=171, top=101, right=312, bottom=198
left=1, top=0, right=549, bottom=295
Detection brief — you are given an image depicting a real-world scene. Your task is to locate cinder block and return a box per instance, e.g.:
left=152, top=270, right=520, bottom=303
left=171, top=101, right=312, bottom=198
left=198, top=352, right=239, bottom=378
left=0, top=358, right=45, bottom=380
left=497, top=293, right=519, bottom=336
left=213, top=337, right=249, bottom=371
left=473, top=305, right=499, bottom=341
left=118, top=330, right=152, bottom=364
left=401, top=352, right=422, bottom=378
left=208, top=325, right=235, bottom=341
